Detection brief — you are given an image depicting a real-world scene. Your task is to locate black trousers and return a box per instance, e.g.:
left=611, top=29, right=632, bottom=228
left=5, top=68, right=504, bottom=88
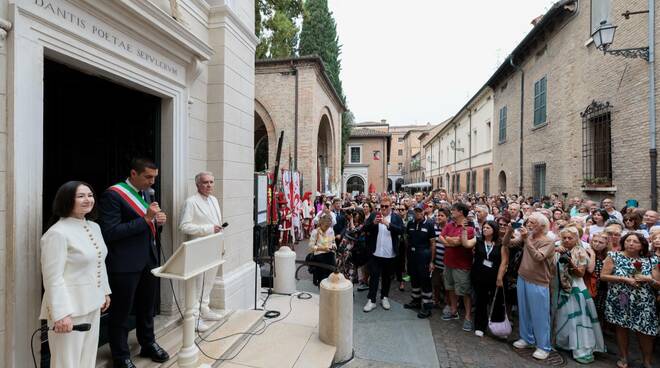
left=367, top=256, right=396, bottom=302
left=395, top=239, right=407, bottom=282
left=408, top=249, right=432, bottom=306
left=473, top=279, right=506, bottom=333
left=108, top=267, right=158, bottom=359
left=312, top=252, right=335, bottom=286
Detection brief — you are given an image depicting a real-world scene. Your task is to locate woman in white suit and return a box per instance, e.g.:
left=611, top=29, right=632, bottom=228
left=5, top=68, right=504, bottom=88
left=40, top=181, right=111, bottom=367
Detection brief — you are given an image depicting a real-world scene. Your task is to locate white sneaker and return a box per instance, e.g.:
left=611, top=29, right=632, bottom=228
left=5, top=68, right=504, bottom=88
left=513, top=339, right=532, bottom=349
left=201, top=309, right=223, bottom=321
left=195, top=320, right=210, bottom=332
left=363, top=300, right=377, bottom=312
left=474, top=330, right=484, bottom=337
left=532, top=348, right=550, bottom=360
left=381, top=297, right=391, bottom=310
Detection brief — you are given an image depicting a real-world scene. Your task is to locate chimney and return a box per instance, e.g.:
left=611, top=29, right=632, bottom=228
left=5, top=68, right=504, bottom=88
left=381, top=119, right=387, bottom=124
left=531, top=15, right=543, bottom=26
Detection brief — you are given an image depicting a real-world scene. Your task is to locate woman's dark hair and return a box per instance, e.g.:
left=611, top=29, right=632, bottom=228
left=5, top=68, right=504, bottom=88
left=362, top=202, right=374, bottom=212
left=353, top=209, right=365, bottom=225
left=50, top=181, right=96, bottom=226
left=622, top=212, right=642, bottom=230
left=482, top=220, right=500, bottom=243
left=591, top=208, right=609, bottom=225
left=619, top=232, right=650, bottom=257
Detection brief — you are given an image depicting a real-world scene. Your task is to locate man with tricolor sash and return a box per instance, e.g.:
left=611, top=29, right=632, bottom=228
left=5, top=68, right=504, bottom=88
left=99, top=158, right=170, bottom=368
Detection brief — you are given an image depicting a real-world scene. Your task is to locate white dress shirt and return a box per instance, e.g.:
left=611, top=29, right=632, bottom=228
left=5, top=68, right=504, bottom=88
left=374, top=214, right=394, bottom=258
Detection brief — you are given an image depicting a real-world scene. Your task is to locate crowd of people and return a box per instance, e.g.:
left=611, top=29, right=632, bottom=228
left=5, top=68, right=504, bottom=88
left=298, top=189, right=660, bottom=367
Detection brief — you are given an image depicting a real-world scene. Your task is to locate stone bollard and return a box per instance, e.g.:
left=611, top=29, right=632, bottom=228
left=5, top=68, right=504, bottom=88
left=273, top=246, right=296, bottom=294
left=319, top=272, right=353, bottom=363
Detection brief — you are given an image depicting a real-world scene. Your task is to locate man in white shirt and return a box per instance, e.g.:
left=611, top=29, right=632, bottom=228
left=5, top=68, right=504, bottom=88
left=363, top=197, right=404, bottom=312
left=602, top=198, right=623, bottom=222
left=179, top=171, right=224, bottom=332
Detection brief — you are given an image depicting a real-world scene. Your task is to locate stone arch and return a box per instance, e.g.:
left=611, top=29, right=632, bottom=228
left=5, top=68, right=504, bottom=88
left=254, top=98, right=277, bottom=172
left=387, top=178, right=393, bottom=192
left=346, top=175, right=366, bottom=193
left=395, top=178, right=404, bottom=192
left=498, top=170, right=507, bottom=193
left=317, top=113, right=334, bottom=192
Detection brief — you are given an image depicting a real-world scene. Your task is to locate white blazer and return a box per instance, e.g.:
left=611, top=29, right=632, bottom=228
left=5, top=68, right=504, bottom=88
left=40, top=217, right=111, bottom=322
left=179, top=193, right=223, bottom=239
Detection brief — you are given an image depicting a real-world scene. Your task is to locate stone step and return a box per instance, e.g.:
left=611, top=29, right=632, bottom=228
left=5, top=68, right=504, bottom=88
left=96, top=309, right=265, bottom=368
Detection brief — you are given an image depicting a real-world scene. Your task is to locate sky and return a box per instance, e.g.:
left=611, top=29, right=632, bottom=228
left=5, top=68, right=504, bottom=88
left=328, top=0, right=558, bottom=125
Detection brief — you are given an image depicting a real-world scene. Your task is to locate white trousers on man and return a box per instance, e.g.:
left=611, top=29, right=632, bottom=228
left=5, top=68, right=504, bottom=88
left=195, top=265, right=219, bottom=315
left=47, top=308, right=100, bottom=368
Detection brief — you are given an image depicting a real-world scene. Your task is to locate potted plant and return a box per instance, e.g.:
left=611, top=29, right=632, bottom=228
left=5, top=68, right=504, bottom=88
left=583, top=177, right=612, bottom=188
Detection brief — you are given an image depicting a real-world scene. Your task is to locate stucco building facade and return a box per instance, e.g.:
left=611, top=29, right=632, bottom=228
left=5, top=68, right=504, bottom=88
left=0, top=0, right=260, bottom=364
left=344, top=127, right=391, bottom=193
left=425, top=88, right=494, bottom=195
left=489, top=0, right=659, bottom=209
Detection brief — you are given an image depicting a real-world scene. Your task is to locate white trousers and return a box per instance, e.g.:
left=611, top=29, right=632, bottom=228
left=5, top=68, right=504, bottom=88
left=195, top=265, right=219, bottom=314
left=47, top=308, right=100, bottom=368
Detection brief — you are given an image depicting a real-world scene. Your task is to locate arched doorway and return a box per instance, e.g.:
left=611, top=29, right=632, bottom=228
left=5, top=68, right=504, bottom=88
left=254, top=112, right=268, bottom=172
left=498, top=171, right=507, bottom=193
left=387, top=178, right=393, bottom=192
left=254, top=100, right=275, bottom=173
left=317, top=115, right=333, bottom=193
left=346, top=176, right=365, bottom=193
left=395, top=178, right=404, bottom=192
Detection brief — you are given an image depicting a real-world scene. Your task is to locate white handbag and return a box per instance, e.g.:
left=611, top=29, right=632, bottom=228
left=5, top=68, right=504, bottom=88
left=488, top=286, right=512, bottom=338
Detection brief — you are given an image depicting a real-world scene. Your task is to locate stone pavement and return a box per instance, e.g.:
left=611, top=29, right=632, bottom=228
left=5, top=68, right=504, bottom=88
left=290, top=239, right=655, bottom=368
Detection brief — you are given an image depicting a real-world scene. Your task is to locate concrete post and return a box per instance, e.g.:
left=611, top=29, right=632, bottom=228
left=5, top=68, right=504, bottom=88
left=319, top=272, right=354, bottom=363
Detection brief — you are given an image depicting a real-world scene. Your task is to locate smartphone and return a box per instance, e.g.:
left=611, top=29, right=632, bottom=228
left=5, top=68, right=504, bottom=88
left=512, top=222, right=522, bottom=230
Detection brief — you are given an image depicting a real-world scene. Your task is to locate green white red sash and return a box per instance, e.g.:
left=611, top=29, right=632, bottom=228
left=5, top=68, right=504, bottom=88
left=109, top=182, right=156, bottom=236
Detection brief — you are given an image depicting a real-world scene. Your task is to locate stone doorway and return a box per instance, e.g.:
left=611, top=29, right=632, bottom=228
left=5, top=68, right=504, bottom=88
left=42, top=58, right=162, bottom=360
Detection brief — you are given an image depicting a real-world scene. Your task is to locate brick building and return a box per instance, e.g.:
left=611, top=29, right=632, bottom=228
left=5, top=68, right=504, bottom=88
left=488, top=0, right=658, bottom=209
left=344, top=128, right=391, bottom=193
left=255, top=56, right=345, bottom=194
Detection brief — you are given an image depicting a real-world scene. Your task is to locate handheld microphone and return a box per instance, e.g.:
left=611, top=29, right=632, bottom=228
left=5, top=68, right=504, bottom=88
left=146, top=188, right=156, bottom=204
left=40, top=323, right=92, bottom=332
left=222, top=222, right=229, bottom=228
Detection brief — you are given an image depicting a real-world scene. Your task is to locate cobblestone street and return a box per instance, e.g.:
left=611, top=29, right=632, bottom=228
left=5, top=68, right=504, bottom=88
left=290, top=240, right=653, bottom=368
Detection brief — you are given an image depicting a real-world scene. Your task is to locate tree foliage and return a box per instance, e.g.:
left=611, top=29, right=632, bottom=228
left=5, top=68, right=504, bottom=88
left=299, top=0, right=353, bottom=167
left=255, top=0, right=303, bottom=59
left=299, top=0, right=342, bottom=99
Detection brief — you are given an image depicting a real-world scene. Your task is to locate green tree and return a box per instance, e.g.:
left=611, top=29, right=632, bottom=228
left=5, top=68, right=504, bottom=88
left=299, top=0, right=353, bottom=168
left=255, top=0, right=303, bottom=59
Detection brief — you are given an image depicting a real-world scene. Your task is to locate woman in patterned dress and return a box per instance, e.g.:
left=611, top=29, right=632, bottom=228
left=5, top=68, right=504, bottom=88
left=584, top=233, right=609, bottom=319
left=601, top=232, right=660, bottom=368
left=553, top=226, right=605, bottom=363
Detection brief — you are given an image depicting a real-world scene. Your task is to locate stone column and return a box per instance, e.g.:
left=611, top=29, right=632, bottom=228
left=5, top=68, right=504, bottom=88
left=207, top=1, right=260, bottom=310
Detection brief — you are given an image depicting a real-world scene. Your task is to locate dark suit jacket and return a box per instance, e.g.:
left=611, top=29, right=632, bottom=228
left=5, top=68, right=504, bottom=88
left=364, top=212, right=404, bottom=256
left=98, top=189, right=158, bottom=273
left=333, top=210, right=347, bottom=238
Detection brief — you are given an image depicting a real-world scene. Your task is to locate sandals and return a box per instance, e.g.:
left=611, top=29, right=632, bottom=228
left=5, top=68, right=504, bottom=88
left=616, top=358, right=628, bottom=368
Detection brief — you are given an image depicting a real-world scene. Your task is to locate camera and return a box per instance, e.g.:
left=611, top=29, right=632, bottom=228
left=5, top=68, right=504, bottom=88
left=558, top=252, right=571, bottom=264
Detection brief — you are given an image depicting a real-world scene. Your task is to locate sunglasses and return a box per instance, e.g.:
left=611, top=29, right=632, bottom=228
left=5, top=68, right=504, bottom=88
left=381, top=205, right=390, bottom=209
left=624, top=218, right=635, bottom=222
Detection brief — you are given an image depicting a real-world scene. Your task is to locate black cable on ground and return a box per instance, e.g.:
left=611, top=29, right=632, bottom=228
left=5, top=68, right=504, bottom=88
left=330, top=349, right=356, bottom=368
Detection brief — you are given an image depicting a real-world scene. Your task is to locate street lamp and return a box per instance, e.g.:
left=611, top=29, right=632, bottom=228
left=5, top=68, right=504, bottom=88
left=591, top=21, right=617, bottom=50
left=592, top=3, right=656, bottom=210
left=592, top=18, right=649, bottom=60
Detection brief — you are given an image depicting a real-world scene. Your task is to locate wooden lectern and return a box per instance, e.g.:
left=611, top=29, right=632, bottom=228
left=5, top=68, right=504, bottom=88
left=152, top=232, right=225, bottom=368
